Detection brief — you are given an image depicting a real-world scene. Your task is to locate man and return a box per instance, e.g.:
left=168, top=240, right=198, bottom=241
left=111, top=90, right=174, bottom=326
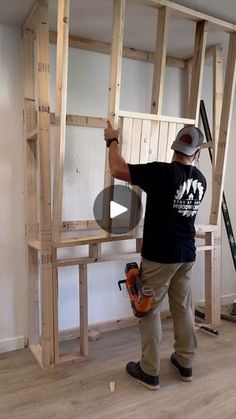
left=104, top=121, right=206, bottom=391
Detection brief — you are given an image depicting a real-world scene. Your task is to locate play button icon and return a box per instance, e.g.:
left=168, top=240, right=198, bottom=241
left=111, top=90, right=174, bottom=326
left=110, top=201, right=128, bottom=219
left=93, top=184, right=143, bottom=234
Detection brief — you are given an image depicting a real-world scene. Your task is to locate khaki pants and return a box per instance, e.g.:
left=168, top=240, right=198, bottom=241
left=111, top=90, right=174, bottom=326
left=139, top=257, right=197, bottom=376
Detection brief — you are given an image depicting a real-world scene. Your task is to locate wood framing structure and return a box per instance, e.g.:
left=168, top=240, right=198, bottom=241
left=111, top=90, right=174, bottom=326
left=23, top=0, right=236, bottom=368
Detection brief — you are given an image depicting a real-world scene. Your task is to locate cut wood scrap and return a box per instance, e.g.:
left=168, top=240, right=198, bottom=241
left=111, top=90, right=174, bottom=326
left=88, top=329, right=101, bottom=341
left=109, top=381, right=116, bottom=392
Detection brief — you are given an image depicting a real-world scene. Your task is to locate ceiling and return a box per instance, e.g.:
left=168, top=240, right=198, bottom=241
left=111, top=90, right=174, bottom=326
left=0, top=0, right=236, bottom=59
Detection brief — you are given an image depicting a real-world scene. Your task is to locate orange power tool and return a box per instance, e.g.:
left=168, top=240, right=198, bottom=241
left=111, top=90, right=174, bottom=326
left=118, top=262, right=154, bottom=318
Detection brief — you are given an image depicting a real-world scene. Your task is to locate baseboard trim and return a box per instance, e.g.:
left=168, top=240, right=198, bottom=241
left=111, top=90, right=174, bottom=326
left=59, top=310, right=172, bottom=342
left=0, top=336, right=25, bottom=353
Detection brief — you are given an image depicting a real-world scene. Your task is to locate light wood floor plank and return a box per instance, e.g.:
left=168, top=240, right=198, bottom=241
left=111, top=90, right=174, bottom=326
left=0, top=319, right=236, bottom=419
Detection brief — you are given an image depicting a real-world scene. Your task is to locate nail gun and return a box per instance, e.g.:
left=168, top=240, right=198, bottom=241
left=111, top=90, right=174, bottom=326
left=118, top=262, right=154, bottom=318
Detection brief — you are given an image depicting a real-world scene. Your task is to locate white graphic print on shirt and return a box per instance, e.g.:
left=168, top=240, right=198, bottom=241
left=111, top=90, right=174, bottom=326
left=173, top=178, right=205, bottom=217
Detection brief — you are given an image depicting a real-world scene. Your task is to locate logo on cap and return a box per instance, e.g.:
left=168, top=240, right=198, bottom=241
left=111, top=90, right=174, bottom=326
left=171, top=126, right=204, bottom=156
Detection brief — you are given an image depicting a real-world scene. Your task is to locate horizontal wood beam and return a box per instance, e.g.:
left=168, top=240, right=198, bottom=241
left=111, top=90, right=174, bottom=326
left=56, top=252, right=141, bottom=267
left=133, top=0, right=236, bottom=32
left=53, top=224, right=215, bottom=247
left=49, top=30, right=185, bottom=68
left=119, top=110, right=195, bottom=124
left=50, top=112, right=106, bottom=128
left=60, top=220, right=214, bottom=233
left=50, top=111, right=195, bottom=128
left=55, top=246, right=213, bottom=267
left=53, top=231, right=142, bottom=247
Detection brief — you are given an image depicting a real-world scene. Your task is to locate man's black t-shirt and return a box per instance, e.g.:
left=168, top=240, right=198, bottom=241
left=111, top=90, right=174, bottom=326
left=128, top=161, right=207, bottom=263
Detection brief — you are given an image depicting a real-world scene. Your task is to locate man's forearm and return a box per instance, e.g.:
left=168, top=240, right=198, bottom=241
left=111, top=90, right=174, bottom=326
left=108, top=142, right=130, bottom=181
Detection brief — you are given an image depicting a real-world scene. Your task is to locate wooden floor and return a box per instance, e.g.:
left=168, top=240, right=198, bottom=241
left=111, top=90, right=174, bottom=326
left=1, top=318, right=236, bottom=419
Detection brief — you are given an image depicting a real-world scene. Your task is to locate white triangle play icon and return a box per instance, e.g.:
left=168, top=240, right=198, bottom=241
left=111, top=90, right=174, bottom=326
left=110, top=200, right=128, bottom=219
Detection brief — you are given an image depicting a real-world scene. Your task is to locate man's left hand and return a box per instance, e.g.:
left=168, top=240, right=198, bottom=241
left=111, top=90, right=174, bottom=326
left=104, top=121, right=119, bottom=142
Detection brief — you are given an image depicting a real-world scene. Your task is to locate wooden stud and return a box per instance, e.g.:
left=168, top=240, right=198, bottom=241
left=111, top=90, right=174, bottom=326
left=52, top=247, right=60, bottom=363
left=52, top=0, right=70, bottom=244
left=23, top=29, right=38, bottom=242
left=89, top=244, right=101, bottom=260
left=188, top=20, right=208, bottom=121
left=23, top=23, right=41, bottom=361
left=107, top=0, right=125, bottom=138
left=79, top=264, right=89, bottom=356
left=104, top=0, right=125, bottom=161
left=103, top=0, right=126, bottom=235
left=25, top=141, right=38, bottom=238
left=28, top=247, right=40, bottom=346
left=212, top=47, right=223, bottom=329
left=36, top=0, right=54, bottom=367
left=210, top=32, right=236, bottom=225
left=23, top=29, right=35, bottom=100
left=204, top=231, right=220, bottom=326
left=185, top=45, right=219, bottom=116
left=212, top=47, right=223, bottom=167
left=151, top=7, right=170, bottom=114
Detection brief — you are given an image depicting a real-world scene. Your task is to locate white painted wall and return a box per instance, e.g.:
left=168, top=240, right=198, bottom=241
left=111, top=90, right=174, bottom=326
left=1, top=22, right=236, bottom=351
left=0, top=24, right=26, bottom=352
